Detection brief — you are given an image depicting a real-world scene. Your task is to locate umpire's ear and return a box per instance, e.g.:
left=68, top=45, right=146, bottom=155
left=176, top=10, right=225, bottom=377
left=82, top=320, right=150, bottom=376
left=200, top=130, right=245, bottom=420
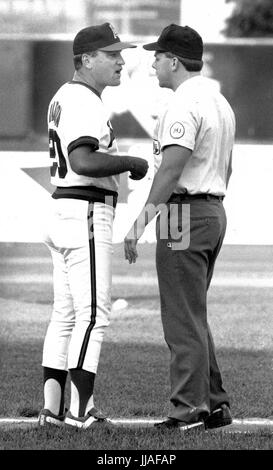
left=171, top=56, right=180, bottom=71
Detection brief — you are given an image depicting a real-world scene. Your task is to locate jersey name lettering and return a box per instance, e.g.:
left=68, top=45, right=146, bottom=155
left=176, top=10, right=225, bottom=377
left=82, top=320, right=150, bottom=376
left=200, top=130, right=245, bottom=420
left=49, top=101, right=62, bottom=127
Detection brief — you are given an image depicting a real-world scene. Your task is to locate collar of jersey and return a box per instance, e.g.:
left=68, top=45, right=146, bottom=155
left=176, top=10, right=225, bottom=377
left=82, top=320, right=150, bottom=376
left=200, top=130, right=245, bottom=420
left=176, top=75, right=204, bottom=94
left=68, top=81, right=101, bottom=99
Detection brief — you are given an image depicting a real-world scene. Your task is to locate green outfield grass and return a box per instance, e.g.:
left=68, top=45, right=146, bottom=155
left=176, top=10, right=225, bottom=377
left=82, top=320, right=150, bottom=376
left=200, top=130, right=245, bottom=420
left=0, top=243, right=273, bottom=450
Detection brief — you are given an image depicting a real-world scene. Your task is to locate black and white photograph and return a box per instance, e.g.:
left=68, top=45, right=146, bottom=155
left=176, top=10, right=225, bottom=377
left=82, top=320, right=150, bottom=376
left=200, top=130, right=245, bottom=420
left=0, top=0, right=273, bottom=458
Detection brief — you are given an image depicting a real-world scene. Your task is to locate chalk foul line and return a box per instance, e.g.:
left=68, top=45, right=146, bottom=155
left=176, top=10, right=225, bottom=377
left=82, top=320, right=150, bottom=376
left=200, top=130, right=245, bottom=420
left=1, top=417, right=273, bottom=428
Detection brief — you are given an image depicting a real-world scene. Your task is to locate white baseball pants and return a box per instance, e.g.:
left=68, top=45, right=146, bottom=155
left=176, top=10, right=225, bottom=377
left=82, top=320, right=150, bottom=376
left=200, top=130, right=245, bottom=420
left=42, top=198, right=114, bottom=373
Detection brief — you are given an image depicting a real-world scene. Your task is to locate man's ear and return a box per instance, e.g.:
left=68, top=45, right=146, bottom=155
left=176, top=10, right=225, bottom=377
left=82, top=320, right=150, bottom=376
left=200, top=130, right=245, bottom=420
left=171, top=56, right=179, bottom=71
left=82, top=53, right=93, bottom=69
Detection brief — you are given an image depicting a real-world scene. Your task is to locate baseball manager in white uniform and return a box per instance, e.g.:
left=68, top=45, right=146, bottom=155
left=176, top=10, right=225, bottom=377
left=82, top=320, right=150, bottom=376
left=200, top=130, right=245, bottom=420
left=39, top=23, right=148, bottom=428
left=125, top=24, right=235, bottom=431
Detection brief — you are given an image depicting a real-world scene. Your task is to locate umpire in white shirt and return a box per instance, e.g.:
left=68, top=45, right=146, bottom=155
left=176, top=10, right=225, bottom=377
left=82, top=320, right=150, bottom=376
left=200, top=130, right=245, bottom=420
left=124, top=24, right=236, bottom=431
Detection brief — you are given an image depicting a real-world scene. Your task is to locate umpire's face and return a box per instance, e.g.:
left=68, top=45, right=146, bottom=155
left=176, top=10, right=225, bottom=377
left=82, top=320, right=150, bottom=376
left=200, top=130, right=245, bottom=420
left=84, top=50, right=125, bottom=92
left=152, top=52, right=173, bottom=89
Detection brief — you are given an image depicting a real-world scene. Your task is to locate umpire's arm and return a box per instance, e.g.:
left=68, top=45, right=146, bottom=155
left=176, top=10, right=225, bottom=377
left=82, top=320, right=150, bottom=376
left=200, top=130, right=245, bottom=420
left=124, top=145, right=192, bottom=264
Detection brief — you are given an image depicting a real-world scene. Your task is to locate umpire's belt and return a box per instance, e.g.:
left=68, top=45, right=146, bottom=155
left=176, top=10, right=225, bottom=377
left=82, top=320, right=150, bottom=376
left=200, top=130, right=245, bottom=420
left=168, top=193, right=224, bottom=203
left=52, top=186, right=118, bottom=208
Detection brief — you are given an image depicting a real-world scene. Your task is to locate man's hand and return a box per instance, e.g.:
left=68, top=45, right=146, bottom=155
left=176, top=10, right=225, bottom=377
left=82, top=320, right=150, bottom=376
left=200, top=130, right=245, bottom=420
left=124, top=237, right=138, bottom=264
left=124, top=218, right=146, bottom=264
left=129, top=157, right=149, bottom=180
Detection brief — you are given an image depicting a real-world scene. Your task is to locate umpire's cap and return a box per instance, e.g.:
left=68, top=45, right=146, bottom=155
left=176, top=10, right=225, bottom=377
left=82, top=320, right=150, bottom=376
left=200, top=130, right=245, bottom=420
left=73, top=23, right=137, bottom=55
left=143, top=24, right=203, bottom=64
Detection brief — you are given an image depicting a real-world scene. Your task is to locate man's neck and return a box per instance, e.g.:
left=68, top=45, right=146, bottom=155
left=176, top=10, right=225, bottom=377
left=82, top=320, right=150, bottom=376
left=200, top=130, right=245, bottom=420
left=173, top=71, right=200, bottom=91
left=72, top=70, right=104, bottom=95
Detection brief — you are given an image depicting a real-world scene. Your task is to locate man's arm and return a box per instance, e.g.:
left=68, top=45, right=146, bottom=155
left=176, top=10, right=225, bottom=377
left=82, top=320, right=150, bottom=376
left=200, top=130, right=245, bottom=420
left=69, top=145, right=148, bottom=180
left=124, top=145, right=192, bottom=263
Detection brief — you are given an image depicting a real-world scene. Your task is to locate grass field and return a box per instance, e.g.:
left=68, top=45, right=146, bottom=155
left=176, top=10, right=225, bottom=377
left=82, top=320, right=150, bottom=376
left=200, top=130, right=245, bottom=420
left=1, top=242, right=273, bottom=452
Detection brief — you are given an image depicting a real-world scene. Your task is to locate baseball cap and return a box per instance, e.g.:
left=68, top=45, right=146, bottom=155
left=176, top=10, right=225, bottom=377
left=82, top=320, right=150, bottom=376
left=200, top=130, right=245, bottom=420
left=73, top=23, right=137, bottom=55
left=143, top=24, right=203, bottom=62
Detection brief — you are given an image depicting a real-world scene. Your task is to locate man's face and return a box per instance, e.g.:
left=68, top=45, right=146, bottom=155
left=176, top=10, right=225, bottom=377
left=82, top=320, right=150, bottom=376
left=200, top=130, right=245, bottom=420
left=152, top=52, right=172, bottom=89
left=90, top=50, right=125, bottom=89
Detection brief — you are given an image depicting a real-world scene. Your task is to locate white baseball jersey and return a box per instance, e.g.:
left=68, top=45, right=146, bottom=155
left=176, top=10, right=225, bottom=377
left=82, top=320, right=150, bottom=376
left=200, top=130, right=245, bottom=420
left=153, top=76, right=236, bottom=195
left=43, top=80, right=119, bottom=375
left=48, top=81, right=119, bottom=193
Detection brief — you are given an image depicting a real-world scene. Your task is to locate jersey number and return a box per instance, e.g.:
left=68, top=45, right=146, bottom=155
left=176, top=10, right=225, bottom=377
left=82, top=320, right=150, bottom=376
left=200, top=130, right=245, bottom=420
left=49, top=129, right=68, bottom=178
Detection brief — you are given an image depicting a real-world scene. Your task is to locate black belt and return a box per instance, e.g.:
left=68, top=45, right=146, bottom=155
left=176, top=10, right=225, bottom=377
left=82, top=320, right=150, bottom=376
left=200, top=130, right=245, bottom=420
left=168, top=193, right=224, bottom=203
left=52, top=185, right=118, bottom=207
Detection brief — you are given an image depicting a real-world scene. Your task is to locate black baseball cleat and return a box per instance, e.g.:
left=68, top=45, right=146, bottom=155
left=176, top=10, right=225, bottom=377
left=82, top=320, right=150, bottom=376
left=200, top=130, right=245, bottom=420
left=204, top=404, right=232, bottom=429
left=154, top=417, right=204, bottom=431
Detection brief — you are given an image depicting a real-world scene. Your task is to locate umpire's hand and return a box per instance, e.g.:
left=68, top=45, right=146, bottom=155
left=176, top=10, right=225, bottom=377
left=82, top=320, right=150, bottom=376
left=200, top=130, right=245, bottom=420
left=129, top=157, right=149, bottom=180
left=124, top=220, right=143, bottom=264
left=124, top=237, right=138, bottom=264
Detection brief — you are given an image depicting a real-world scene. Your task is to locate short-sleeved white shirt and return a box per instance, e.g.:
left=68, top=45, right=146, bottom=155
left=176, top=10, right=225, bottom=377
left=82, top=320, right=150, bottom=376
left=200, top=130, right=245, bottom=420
left=153, top=76, right=236, bottom=195
left=48, top=81, right=119, bottom=192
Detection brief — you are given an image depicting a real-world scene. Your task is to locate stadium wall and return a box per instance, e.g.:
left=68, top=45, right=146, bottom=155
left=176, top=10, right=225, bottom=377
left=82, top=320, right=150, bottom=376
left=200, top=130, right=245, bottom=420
left=0, top=37, right=272, bottom=141
left=1, top=143, right=273, bottom=245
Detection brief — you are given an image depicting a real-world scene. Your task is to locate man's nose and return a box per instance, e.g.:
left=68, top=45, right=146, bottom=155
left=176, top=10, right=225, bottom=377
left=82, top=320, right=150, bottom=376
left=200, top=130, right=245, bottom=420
left=117, top=54, right=125, bottom=65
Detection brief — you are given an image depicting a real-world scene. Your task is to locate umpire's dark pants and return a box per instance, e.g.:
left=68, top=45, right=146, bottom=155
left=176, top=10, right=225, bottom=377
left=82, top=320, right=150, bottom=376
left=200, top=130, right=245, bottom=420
left=156, top=195, right=230, bottom=423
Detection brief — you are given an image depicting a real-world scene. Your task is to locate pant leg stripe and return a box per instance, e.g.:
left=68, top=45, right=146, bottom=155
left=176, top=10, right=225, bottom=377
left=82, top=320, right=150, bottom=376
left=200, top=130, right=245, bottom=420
left=77, top=202, right=97, bottom=368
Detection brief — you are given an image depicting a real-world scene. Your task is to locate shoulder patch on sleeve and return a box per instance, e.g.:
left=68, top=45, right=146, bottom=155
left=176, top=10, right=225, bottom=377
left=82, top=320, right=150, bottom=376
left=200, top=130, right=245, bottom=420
left=170, top=122, right=185, bottom=139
